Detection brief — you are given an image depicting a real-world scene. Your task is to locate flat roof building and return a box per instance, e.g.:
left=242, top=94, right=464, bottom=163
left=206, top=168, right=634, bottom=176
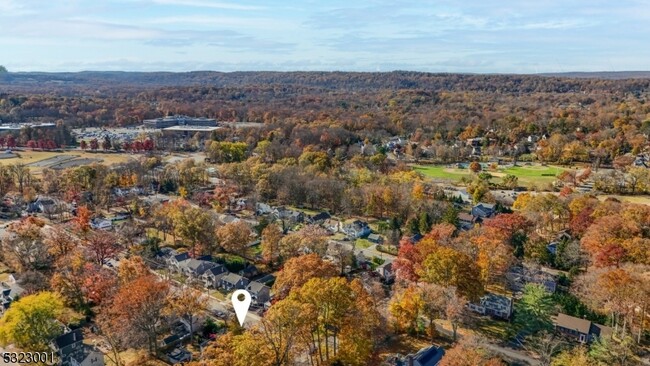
left=143, top=115, right=217, bottom=129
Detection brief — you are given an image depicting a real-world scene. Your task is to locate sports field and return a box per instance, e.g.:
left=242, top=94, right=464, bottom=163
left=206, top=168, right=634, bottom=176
left=413, top=164, right=567, bottom=185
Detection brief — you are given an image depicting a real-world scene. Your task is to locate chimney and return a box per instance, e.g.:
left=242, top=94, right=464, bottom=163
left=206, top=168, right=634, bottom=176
left=407, top=355, right=414, bottom=366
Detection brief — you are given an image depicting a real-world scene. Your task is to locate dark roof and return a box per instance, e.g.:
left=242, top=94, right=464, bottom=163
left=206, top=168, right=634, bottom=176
left=248, top=281, right=269, bottom=294
left=163, top=334, right=181, bottom=345
left=206, top=265, right=227, bottom=276
left=54, top=329, right=83, bottom=349
left=173, top=253, right=190, bottom=262
left=410, top=233, right=424, bottom=243
left=311, top=212, right=331, bottom=221
left=412, top=345, right=445, bottom=366
left=554, top=313, right=593, bottom=334
left=457, top=212, right=474, bottom=222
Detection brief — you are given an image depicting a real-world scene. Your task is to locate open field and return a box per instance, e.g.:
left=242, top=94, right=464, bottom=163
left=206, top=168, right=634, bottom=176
left=599, top=194, right=650, bottom=206
left=0, top=150, right=136, bottom=174
left=413, top=164, right=568, bottom=185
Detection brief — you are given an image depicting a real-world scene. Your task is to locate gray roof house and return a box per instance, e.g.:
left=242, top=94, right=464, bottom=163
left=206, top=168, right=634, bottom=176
left=220, top=273, right=250, bottom=291
left=246, top=281, right=271, bottom=306
left=471, top=203, right=496, bottom=220
left=272, top=207, right=305, bottom=224
left=342, top=220, right=371, bottom=239
left=168, top=252, right=191, bottom=271
left=51, top=328, right=105, bottom=366
left=468, top=293, right=513, bottom=319
left=180, top=259, right=217, bottom=278
left=201, top=265, right=229, bottom=288
left=404, top=345, right=445, bottom=366
left=553, top=313, right=613, bottom=344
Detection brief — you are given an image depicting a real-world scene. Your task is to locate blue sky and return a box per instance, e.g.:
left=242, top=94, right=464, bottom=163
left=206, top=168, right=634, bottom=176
left=1, top=0, right=649, bottom=73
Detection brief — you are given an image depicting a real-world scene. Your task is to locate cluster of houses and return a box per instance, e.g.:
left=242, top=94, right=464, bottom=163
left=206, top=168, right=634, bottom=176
left=255, top=202, right=374, bottom=239
left=163, top=249, right=271, bottom=307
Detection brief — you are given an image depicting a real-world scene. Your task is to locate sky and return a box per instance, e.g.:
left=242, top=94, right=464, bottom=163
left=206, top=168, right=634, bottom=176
left=1, top=0, right=649, bottom=73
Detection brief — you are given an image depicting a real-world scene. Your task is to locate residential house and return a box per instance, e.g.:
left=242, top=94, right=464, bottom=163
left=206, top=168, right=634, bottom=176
left=403, top=345, right=445, bottom=366
left=202, top=265, right=229, bottom=288
left=255, top=202, right=273, bottom=216
left=27, top=196, right=58, bottom=214
left=309, top=211, right=331, bottom=224
left=368, top=233, right=384, bottom=244
left=468, top=293, right=513, bottom=319
left=220, top=273, right=249, bottom=291
left=0, top=276, right=24, bottom=315
left=168, top=252, right=191, bottom=272
left=51, top=328, right=105, bottom=366
left=246, top=281, right=271, bottom=306
left=238, top=265, right=259, bottom=279
left=273, top=207, right=305, bottom=224
left=457, top=212, right=477, bottom=231
left=342, top=220, right=371, bottom=239
left=90, top=218, right=112, bottom=230
left=376, top=262, right=394, bottom=282
left=471, top=203, right=496, bottom=221
left=180, top=259, right=217, bottom=278
left=553, top=313, right=612, bottom=343
left=323, top=219, right=341, bottom=233
left=633, top=154, right=649, bottom=168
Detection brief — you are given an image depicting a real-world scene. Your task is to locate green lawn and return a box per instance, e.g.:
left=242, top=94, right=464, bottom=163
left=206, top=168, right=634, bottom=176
left=413, top=164, right=568, bottom=186
left=355, top=239, right=373, bottom=249
left=413, top=165, right=471, bottom=180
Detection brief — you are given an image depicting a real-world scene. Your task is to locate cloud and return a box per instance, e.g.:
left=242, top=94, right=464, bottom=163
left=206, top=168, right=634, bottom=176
left=149, top=0, right=264, bottom=11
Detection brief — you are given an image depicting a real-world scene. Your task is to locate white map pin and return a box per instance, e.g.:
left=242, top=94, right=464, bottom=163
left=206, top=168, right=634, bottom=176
left=231, top=289, right=252, bottom=327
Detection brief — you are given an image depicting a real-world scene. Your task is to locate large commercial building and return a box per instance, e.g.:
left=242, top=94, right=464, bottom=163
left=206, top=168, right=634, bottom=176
left=143, top=115, right=217, bottom=129
left=0, top=122, right=57, bottom=134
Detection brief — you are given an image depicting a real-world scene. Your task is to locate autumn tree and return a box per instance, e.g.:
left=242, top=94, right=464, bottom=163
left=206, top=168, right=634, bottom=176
left=418, top=246, right=484, bottom=301
left=103, top=275, right=170, bottom=354
left=289, top=277, right=379, bottom=365
left=469, top=161, right=482, bottom=173
left=272, top=253, right=338, bottom=299
left=44, top=226, right=77, bottom=261
left=216, top=220, right=253, bottom=257
left=171, top=201, right=216, bottom=255
left=257, top=298, right=310, bottom=365
left=439, top=337, right=506, bottom=366
left=84, top=230, right=121, bottom=265
left=389, top=284, right=424, bottom=334
left=166, top=286, right=209, bottom=341
left=1, top=216, right=51, bottom=271
left=261, top=223, right=283, bottom=267
left=0, top=292, right=67, bottom=352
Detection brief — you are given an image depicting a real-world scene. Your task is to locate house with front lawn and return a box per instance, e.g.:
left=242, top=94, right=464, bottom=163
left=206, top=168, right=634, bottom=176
left=202, top=265, right=229, bottom=288
left=220, top=273, right=249, bottom=291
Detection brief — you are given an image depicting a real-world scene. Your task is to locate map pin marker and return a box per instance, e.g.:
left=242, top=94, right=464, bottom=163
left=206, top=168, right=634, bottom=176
left=231, top=289, right=252, bottom=327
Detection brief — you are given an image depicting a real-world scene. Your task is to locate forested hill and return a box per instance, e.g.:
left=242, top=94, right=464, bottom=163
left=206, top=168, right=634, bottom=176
left=2, top=71, right=650, bottom=94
